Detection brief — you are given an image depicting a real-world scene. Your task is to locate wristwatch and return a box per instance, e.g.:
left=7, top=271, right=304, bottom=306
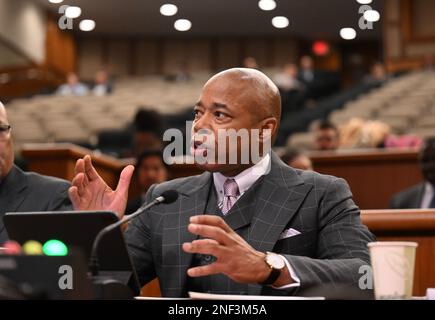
left=259, top=252, right=286, bottom=286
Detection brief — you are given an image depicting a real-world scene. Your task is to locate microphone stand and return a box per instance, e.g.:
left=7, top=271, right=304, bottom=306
left=89, top=196, right=164, bottom=276
left=88, top=196, right=165, bottom=299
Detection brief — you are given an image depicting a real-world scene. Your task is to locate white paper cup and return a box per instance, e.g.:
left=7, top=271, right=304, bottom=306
left=368, top=241, right=418, bottom=300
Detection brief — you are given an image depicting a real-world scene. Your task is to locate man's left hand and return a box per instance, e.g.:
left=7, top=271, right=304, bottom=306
left=182, top=215, right=291, bottom=286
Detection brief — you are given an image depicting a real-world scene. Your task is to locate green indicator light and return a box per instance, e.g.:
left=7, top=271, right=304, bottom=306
left=42, top=239, right=68, bottom=256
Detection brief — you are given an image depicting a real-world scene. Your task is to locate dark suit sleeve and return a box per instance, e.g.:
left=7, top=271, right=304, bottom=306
left=124, top=184, right=157, bottom=287
left=282, top=178, right=375, bottom=296
left=47, top=182, right=73, bottom=211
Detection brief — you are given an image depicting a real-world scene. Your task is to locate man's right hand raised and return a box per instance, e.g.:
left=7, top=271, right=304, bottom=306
left=68, top=155, right=135, bottom=219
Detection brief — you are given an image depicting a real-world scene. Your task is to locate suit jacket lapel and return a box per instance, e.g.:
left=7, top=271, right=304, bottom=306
left=223, top=178, right=262, bottom=231
left=248, top=153, right=313, bottom=253
left=162, top=171, right=212, bottom=296
left=0, top=165, right=27, bottom=236
left=416, top=183, right=425, bottom=208
left=0, top=165, right=27, bottom=213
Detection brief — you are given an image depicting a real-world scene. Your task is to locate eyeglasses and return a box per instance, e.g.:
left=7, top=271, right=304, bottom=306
left=0, top=124, right=11, bottom=140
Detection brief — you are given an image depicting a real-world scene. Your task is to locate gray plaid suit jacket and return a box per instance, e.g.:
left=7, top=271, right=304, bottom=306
left=125, top=152, right=375, bottom=297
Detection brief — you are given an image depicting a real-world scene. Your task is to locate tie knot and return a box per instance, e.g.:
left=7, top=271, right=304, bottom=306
left=223, top=179, right=239, bottom=197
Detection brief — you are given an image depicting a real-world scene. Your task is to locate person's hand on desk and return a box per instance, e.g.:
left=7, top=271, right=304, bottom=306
left=182, top=215, right=292, bottom=287
left=68, top=155, right=134, bottom=219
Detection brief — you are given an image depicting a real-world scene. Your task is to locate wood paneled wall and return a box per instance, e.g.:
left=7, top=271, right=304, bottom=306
left=76, top=36, right=299, bottom=79
left=45, top=14, right=77, bottom=76
left=384, top=0, right=435, bottom=72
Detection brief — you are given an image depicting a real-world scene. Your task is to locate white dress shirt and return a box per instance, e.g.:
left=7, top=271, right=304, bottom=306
left=421, top=183, right=435, bottom=208
left=212, top=153, right=301, bottom=289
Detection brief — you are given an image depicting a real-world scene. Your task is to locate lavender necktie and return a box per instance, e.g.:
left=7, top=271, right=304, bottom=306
left=222, top=179, right=240, bottom=215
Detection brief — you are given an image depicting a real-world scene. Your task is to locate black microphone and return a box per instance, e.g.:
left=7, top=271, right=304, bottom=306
left=89, top=190, right=179, bottom=276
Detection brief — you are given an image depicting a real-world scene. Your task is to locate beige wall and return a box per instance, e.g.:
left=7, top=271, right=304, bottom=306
left=0, top=0, right=46, bottom=64
left=77, top=36, right=299, bottom=79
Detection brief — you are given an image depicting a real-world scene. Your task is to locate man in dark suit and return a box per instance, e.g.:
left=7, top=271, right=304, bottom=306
left=126, top=150, right=169, bottom=214
left=0, top=102, right=71, bottom=244
left=390, top=137, right=435, bottom=209
left=69, top=68, right=375, bottom=297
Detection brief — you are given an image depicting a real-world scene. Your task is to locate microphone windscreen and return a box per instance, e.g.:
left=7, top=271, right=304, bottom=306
left=160, top=190, right=179, bottom=204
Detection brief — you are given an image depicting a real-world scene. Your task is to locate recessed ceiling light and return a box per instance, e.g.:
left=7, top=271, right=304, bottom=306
left=79, top=19, right=96, bottom=32
left=174, top=19, right=192, bottom=32
left=340, top=28, right=357, bottom=40
left=363, top=9, right=380, bottom=22
left=258, top=0, right=276, bottom=11
left=65, top=6, right=82, bottom=19
left=271, top=16, right=289, bottom=29
left=160, top=4, right=178, bottom=16
left=48, top=0, right=64, bottom=3
left=356, top=0, right=373, bottom=4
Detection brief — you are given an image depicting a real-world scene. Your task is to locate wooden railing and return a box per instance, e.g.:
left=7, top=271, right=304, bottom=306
left=361, top=209, right=435, bottom=296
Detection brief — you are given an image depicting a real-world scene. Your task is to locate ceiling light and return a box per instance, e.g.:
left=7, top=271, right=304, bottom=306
left=65, top=6, right=82, bottom=19
left=363, top=9, right=380, bottom=22
left=160, top=4, right=178, bottom=16
left=356, top=0, right=373, bottom=4
left=79, top=19, right=96, bottom=32
left=271, top=16, right=289, bottom=29
left=258, top=0, right=276, bottom=11
left=48, top=0, right=64, bottom=3
left=340, top=28, right=357, bottom=40
left=174, top=19, right=192, bottom=32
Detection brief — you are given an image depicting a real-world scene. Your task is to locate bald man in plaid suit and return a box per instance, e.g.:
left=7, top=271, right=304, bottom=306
left=70, top=68, right=375, bottom=297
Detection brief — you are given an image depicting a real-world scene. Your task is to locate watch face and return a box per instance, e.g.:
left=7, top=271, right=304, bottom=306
left=266, top=253, right=285, bottom=269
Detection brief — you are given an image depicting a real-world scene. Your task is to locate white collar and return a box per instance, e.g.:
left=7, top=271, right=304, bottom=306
left=213, top=153, right=271, bottom=200
left=424, top=182, right=434, bottom=194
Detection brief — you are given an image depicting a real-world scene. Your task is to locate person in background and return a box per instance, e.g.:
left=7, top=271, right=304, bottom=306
left=297, top=55, right=326, bottom=100
left=56, top=72, right=89, bottom=96
left=298, top=55, right=316, bottom=84
left=126, top=150, right=169, bottom=214
left=243, top=57, right=259, bottom=69
left=0, top=101, right=71, bottom=244
left=274, top=63, right=303, bottom=92
left=92, top=70, right=113, bottom=96
left=340, top=118, right=391, bottom=149
left=274, top=63, right=305, bottom=114
left=282, top=148, right=313, bottom=171
left=132, top=108, right=164, bottom=157
left=314, top=120, right=340, bottom=151
left=165, top=61, right=192, bottom=82
left=390, top=137, right=435, bottom=209
left=364, top=62, right=389, bottom=85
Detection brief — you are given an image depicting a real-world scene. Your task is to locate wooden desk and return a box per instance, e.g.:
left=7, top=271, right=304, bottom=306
left=22, top=144, right=424, bottom=209
left=21, top=143, right=125, bottom=190
left=309, top=149, right=422, bottom=209
left=361, top=209, right=435, bottom=296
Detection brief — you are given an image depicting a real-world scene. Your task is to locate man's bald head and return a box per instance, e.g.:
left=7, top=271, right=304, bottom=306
left=193, top=68, right=281, bottom=175
left=203, top=68, right=281, bottom=124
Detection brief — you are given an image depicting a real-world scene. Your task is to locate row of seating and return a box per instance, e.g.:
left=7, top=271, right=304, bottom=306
left=287, top=71, right=435, bottom=149
left=5, top=76, right=208, bottom=149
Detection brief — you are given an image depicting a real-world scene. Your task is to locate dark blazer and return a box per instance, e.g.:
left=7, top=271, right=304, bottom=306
left=0, top=165, right=71, bottom=243
left=125, top=152, right=375, bottom=297
left=389, top=183, right=425, bottom=209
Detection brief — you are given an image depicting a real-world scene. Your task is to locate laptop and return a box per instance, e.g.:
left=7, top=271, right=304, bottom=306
left=3, top=211, right=140, bottom=293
